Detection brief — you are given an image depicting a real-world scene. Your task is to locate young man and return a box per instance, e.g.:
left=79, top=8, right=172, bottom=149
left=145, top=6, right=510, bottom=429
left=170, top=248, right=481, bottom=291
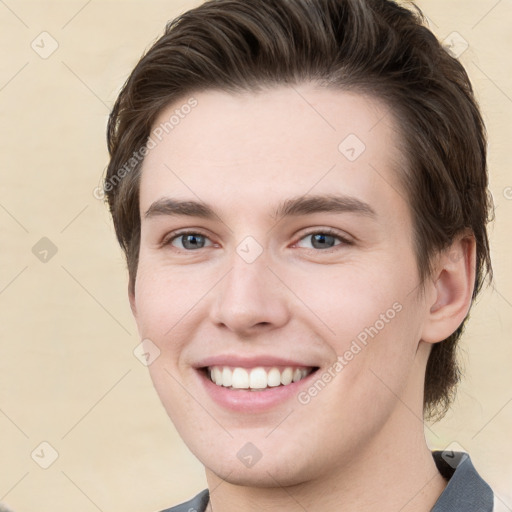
left=104, top=0, right=494, bottom=510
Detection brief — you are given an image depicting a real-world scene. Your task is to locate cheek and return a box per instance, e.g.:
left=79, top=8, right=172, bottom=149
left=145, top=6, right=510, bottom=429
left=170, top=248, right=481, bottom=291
left=133, top=259, right=208, bottom=337
left=288, top=259, right=409, bottom=339
left=326, top=288, right=424, bottom=422
left=289, top=259, right=421, bottom=393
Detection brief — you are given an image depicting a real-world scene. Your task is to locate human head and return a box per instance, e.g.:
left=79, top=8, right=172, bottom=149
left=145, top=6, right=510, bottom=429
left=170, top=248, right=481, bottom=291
left=104, top=0, right=492, bottom=420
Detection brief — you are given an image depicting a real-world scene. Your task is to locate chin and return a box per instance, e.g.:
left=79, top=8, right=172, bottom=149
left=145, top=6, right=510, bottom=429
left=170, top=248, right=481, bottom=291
left=205, top=460, right=312, bottom=488
left=196, top=440, right=327, bottom=489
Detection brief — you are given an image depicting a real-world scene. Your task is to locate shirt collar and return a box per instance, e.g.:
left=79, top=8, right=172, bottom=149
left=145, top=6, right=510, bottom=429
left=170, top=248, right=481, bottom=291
left=431, top=450, right=493, bottom=511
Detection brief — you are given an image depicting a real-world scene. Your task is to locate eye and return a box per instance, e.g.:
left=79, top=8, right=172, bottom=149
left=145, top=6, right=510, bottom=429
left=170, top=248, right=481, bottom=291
left=163, top=231, right=214, bottom=250
left=295, top=229, right=351, bottom=251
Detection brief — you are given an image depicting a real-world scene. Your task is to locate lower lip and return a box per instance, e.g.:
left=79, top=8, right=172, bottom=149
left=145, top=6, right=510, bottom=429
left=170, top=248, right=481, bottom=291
left=197, top=369, right=318, bottom=413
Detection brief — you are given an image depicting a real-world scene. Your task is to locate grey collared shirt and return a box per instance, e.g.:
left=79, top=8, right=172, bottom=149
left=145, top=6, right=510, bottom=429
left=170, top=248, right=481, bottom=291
left=160, top=451, right=493, bottom=512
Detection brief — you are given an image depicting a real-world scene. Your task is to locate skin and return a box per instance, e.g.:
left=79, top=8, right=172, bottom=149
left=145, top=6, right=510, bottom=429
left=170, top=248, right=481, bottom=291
left=130, top=84, right=476, bottom=511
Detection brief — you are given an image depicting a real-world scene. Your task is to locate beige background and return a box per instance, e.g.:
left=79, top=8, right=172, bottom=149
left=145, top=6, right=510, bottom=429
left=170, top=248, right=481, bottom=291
left=0, top=1, right=511, bottom=511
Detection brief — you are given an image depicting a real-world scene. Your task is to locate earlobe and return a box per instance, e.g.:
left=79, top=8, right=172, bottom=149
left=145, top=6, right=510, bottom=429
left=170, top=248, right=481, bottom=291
left=421, top=233, right=476, bottom=344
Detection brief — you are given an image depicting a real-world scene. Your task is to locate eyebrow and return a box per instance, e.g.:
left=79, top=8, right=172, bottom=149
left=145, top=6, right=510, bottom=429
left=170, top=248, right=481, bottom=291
left=144, top=194, right=376, bottom=221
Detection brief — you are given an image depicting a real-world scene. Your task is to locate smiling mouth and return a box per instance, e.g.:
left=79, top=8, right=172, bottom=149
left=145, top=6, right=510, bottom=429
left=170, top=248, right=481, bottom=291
left=202, top=365, right=319, bottom=391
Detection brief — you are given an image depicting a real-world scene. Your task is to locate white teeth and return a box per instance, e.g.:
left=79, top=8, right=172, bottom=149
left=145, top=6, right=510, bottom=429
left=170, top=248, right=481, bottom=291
left=221, top=367, right=232, bottom=387
left=267, top=367, right=282, bottom=387
left=231, top=368, right=249, bottom=389
left=249, top=367, right=267, bottom=389
left=212, top=367, right=223, bottom=385
left=280, top=367, right=293, bottom=385
left=208, top=365, right=313, bottom=389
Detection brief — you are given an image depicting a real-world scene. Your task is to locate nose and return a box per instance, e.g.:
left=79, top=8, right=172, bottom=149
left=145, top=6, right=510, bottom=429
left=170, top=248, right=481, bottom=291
left=208, top=250, right=291, bottom=337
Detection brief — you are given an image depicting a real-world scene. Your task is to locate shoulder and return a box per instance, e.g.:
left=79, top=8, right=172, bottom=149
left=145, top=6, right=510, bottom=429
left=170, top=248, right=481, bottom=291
left=157, top=489, right=210, bottom=512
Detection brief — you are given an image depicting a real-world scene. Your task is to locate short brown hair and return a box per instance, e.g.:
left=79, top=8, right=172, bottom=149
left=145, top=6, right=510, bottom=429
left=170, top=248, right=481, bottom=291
left=104, top=0, right=493, bottom=420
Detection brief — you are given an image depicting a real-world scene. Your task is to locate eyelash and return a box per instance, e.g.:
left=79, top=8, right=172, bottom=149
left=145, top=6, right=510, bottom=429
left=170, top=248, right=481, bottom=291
left=162, top=228, right=352, bottom=253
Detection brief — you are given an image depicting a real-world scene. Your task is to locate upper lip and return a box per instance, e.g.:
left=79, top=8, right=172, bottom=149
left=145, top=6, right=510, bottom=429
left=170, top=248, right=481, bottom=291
left=195, top=354, right=319, bottom=369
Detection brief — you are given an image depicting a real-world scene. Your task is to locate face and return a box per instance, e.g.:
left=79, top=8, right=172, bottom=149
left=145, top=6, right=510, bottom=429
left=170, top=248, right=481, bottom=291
left=132, top=85, right=432, bottom=486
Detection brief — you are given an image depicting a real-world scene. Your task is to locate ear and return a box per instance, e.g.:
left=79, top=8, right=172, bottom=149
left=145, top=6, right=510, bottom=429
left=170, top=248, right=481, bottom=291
left=421, top=232, right=477, bottom=344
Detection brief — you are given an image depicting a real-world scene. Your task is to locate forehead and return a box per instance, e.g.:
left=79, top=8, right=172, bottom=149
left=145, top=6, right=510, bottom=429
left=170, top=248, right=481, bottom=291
left=139, top=85, right=408, bottom=219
